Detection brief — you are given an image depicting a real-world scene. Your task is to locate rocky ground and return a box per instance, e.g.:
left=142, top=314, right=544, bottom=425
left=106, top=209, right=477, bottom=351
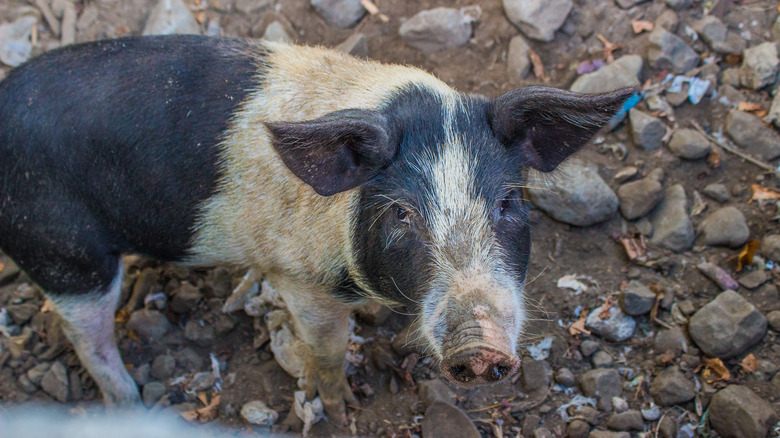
left=2, top=0, right=780, bottom=437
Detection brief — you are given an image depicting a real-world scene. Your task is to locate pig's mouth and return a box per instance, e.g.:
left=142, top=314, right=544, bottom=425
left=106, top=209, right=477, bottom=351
left=439, top=345, right=521, bottom=386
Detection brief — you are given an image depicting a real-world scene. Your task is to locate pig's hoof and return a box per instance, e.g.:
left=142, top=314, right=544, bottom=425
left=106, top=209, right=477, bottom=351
left=305, top=371, right=355, bottom=426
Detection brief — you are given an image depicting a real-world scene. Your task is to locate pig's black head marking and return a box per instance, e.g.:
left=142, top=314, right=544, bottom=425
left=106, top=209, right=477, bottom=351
left=488, top=86, right=639, bottom=172
left=267, top=108, right=399, bottom=196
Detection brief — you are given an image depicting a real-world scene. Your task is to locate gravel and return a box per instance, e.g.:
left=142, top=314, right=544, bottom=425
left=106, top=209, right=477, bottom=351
left=579, top=368, right=621, bottom=411
left=585, top=304, right=636, bottom=342
left=40, top=361, right=69, bottom=403
left=688, top=290, right=767, bottom=358
left=692, top=15, right=746, bottom=55
left=647, top=27, right=699, bottom=73
left=761, top=234, right=780, bottom=261
left=142, top=0, right=200, bottom=36
left=650, top=366, right=694, bottom=406
left=606, top=410, right=644, bottom=431
left=507, top=35, right=531, bottom=81
left=618, top=280, right=656, bottom=315
left=725, top=109, right=780, bottom=162
left=570, top=55, right=642, bottom=93
left=502, top=0, right=572, bottom=42
left=127, top=309, right=171, bottom=341
left=701, top=206, right=749, bottom=248
left=150, top=354, right=176, bottom=381
left=142, top=381, right=166, bottom=407
left=310, top=0, right=365, bottom=29
left=521, top=359, right=552, bottom=393
left=649, top=185, right=694, bottom=252
left=702, top=183, right=730, bottom=203
left=616, top=169, right=664, bottom=221
left=629, top=109, right=666, bottom=151
left=667, top=128, right=712, bottom=160
left=421, top=401, right=481, bottom=438
left=740, top=42, right=780, bottom=89
left=417, top=379, right=455, bottom=407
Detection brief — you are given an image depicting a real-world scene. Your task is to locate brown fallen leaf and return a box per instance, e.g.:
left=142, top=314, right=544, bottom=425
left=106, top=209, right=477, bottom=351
left=736, top=241, right=760, bottom=272
left=707, top=149, right=721, bottom=168
left=659, top=350, right=675, bottom=364
left=700, top=357, right=730, bottom=383
left=630, top=20, right=654, bottom=34
left=40, top=299, right=55, bottom=313
left=648, top=283, right=665, bottom=323
left=599, top=297, right=615, bottom=319
left=620, top=234, right=647, bottom=261
left=528, top=48, right=545, bottom=80
left=115, top=308, right=131, bottom=323
left=738, top=101, right=763, bottom=112
left=181, top=394, right=221, bottom=423
left=597, top=34, right=624, bottom=63
left=750, top=184, right=780, bottom=203
left=569, top=312, right=590, bottom=336
left=740, top=353, right=758, bottom=373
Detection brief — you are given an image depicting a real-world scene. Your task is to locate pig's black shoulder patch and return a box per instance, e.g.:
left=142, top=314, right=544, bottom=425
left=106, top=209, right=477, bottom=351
left=0, top=35, right=266, bottom=294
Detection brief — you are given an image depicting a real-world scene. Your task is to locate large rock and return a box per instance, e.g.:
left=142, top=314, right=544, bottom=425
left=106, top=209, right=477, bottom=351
left=629, top=110, right=666, bottom=151
left=617, top=169, right=663, bottom=220
left=647, top=28, right=699, bottom=73
left=502, top=0, right=572, bottom=42
left=667, top=129, right=712, bottom=160
left=571, top=55, right=642, bottom=93
left=692, top=16, right=746, bottom=55
left=142, top=0, right=201, bottom=36
left=709, top=385, right=777, bottom=438
left=740, top=42, right=779, bottom=90
left=701, top=207, right=749, bottom=248
left=527, top=159, right=618, bottom=226
left=725, top=110, right=780, bottom=161
left=650, top=366, right=694, bottom=406
left=649, top=185, right=694, bottom=252
left=399, top=7, right=475, bottom=54
left=311, top=0, right=366, bottom=29
left=688, top=290, right=766, bottom=358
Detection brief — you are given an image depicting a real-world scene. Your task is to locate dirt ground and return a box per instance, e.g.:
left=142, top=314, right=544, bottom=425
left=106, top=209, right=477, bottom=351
left=1, top=0, right=780, bottom=437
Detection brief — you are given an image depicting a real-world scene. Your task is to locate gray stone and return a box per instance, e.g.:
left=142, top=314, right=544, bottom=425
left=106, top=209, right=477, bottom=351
left=703, top=183, right=729, bottom=203
left=571, top=55, right=642, bottom=94
left=767, top=310, right=780, bottom=331
left=184, top=319, right=216, bottom=347
left=142, top=0, right=201, bottom=36
left=761, top=234, right=780, bottom=261
left=580, top=340, right=600, bottom=357
left=692, top=16, right=745, bottom=55
left=555, top=367, right=576, bottom=387
left=579, top=368, right=621, bottom=411
left=617, top=171, right=663, bottom=220
left=240, top=400, right=278, bottom=426
left=418, top=379, right=455, bottom=407
left=18, top=374, right=37, bottom=393
left=507, top=35, right=531, bottom=81
left=527, top=159, right=618, bottom=227
left=589, top=431, right=630, bottom=438
left=399, top=7, right=474, bottom=54
left=586, top=305, right=635, bottom=342
left=591, top=350, right=613, bottom=368
left=26, top=363, right=51, bottom=386
left=567, top=420, right=590, bottom=438
left=701, top=207, right=749, bottom=248
left=41, top=361, right=69, bottom=403
left=7, top=303, right=38, bottom=325
left=150, top=354, right=176, bottom=381
left=170, top=282, right=203, bottom=313
left=0, top=255, right=20, bottom=285
left=233, top=0, right=271, bottom=15
left=532, top=427, right=553, bottom=438
left=522, top=414, right=541, bottom=437
left=667, top=129, right=712, bottom=160
left=697, top=261, right=739, bottom=291
left=577, top=406, right=601, bottom=425
left=421, top=401, right=480, bottom=438
left=606, top=410, right=644, bottom=431
left=189, top=371, right=216, bottom=392
left=649, top=185, right=694, bottom=252
left=653, top=326, right=686, bottom=357
left=629, top=109, right=666, bottom=151
left=311, top=0, right=366, bottom=29
left=615, top=0, right=649, bottom=9
left=657, top=416, right=678, bottom=438
left=262, top=21, right=290, bottom=43
left=127, top=309, right=171, bottom=341
left=502, top=0, right=572, bottom=42
left=773, top=371, right=780, bottom=390
left=619, top=280, right=656, bottom=315
left=335, top=33, right=368, bottom=57
left=611, top=397, right=628, bottom=412
left=665, top=0, right=691, bottom=9
left=131, top=362, right=151, bottom=386
left=142, top=381, right=166, bottom=407
left=0, top=15, right=37, bottom=67
left=766, top=92, right=780, bottom=127
left=650, top=366, right=694, bottom=406
left=174, top=347, right=203, bottom=372
left=522, top=359, right=552, bottom=393
left=613, top=166, right=638, bottom=183
left=655, top=10, right=679, bottom=33
left=739, top=270, right=768, bottom=290
left=709, top=385, right=777, bottom=438
left=647, top=28, right=699, bottom=73
left=688, top=290, right=766, bottom=358
left=740, top=42, right=779, bottom=90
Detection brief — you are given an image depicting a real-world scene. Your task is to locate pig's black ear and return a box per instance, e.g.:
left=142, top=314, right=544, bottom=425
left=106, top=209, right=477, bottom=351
left=267, top=109, right=398, bottom=196
left=488, top=86, right=639, bottom=172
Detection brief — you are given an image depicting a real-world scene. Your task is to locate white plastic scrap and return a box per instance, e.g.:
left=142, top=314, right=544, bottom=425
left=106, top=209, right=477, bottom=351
left=240, top=400, right=278, bottom=426
left=526, top=336, right=554, bottom=361
left=209, top=353, right=222, bottom=383
left=293, top=390, right=324, bottom=437
left=666, top=74, right=712, bottom=105
left=0, top=308, right=10, bottom=337
left=244, top=280, right=286, bottom=317
left=556, top=395, right=597, bottom=422
left=556, top=274, right=595, bottom=295
left=269, top=320, right=306, bottom=379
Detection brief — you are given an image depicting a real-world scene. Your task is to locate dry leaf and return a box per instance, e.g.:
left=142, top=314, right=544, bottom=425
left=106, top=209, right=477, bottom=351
left=648, top=283, right=665, bottom=323
left=115, top=308, right=131, bottom=323
left=598, top=296, right=616, bottom=319
left=740, top=354, right=758, bottom=373
left=725, top=53, right=743, bottom=66
left=597, top=34, right=624, bottom=63
left=738, top=101, right=763, bottom=112
left=631, top=20, right=654, bottom=34
left=194, top=11, right=206, bottom=24
left=0, top=262, right=4, bottom=272
left=40, top=299, right=55, bottom=313
left=528, top=49, right=545, bottom=80
left=750, top=184, right=780, bottom=203
left=660, top=350, right=675, bottom=364
left=115, top=26, right=129, bottom=36
left=360, top=0, right=379, bottom=14
left=701, top=357, right=730, bottom=383
left=707, top=149, right=721, bottom=168
left=181, top=394, right=221, bottom=423
left=737, top=241, right=760, bottom=272
left=620, top=234, right=646, bottom=260
left=569, top=313, right=590, bottom=336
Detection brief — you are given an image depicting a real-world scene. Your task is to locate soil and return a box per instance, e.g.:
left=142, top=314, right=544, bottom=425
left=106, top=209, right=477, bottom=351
left=1, top=0, right=780, bottom=437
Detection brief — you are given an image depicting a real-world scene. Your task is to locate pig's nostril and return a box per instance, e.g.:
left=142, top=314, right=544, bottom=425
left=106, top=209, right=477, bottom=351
left=488, top=363, right=511, bottom=382
left=449, top=364, right=476, bottom=383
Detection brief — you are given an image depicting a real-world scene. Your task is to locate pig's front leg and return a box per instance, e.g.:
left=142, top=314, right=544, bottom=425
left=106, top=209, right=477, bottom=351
left=276, top=282, right=356, bottom=425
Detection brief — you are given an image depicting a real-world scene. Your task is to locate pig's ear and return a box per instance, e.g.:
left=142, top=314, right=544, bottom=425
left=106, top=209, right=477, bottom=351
left=267, top=109, right=398, bottom=196
left=488, top=86, right=639, bottom=172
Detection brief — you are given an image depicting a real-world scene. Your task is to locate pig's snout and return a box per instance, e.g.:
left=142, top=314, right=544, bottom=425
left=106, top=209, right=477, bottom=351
left=441, top=347, right=520, bottom=385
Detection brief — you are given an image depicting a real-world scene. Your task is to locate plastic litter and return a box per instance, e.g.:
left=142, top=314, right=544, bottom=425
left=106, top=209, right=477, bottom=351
left=527, top=336, right=554, bottom=361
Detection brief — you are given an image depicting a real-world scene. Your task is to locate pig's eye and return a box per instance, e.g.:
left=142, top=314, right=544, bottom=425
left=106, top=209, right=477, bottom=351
left=396, top=207, right=410, bottom=224
left=499, top=198, right=511, bottom=215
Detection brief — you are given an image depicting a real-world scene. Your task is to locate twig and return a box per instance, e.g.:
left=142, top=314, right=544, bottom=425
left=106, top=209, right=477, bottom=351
left=32, top=0, right=60, bottom=37
left=690, top=121, right=779, bottom=177
left=467, top=396, right=517, bottom=413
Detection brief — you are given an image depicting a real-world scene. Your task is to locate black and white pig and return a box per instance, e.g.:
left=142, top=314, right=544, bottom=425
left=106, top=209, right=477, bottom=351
left=0, top=35, right=635, bottom=422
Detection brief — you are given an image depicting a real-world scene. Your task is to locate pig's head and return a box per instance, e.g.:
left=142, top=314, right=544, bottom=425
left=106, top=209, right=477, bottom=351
left=269, top=85, right=637, bottom=386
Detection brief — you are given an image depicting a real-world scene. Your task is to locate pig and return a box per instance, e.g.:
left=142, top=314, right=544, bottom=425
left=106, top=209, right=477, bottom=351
left=0, top=35, right=635, bottom=422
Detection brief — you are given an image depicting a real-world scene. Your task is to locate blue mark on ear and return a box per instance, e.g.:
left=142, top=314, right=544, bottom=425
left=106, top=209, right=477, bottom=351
left=607, top=91, right=643, bottom=131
